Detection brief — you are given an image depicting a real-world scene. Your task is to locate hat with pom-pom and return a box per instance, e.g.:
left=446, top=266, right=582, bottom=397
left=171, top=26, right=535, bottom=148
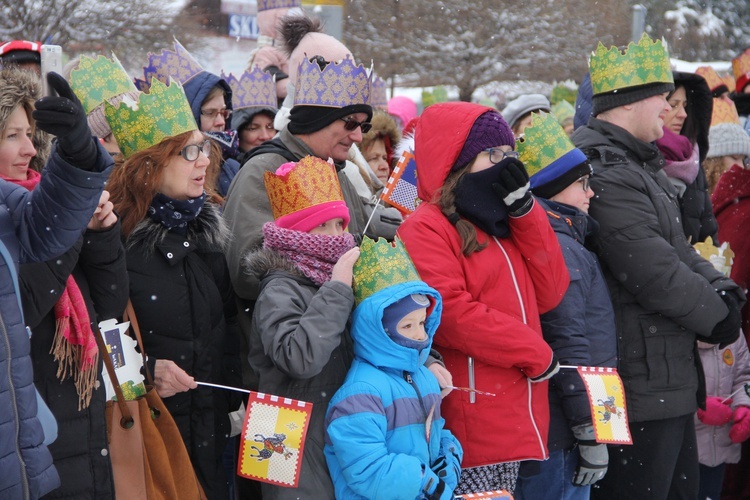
left=453, top=111, right=515, bottom=171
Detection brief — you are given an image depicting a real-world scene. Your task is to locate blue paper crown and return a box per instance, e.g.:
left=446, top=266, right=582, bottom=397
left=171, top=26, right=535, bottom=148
left=222, top=66, right=277, bottom=111
left=257, top=0, right=301, bottom=12
left=294, top=54, right=372, bottom=108
left=138, top=39, right=204, bottom=92
left=371, top=76, right=388, bottom=111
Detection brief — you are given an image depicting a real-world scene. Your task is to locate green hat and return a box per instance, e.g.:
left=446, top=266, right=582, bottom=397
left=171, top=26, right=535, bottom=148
left=353, top=237, right=421, bottom=304
left=550, top=83, right=578, bottom=106
left=551, top=100, right=575, bottom=126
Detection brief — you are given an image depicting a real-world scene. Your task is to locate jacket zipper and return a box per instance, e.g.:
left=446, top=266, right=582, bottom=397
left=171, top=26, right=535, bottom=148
left=1, top=311, right=30, bottom=499
left=404, top=371, right=428, bottom=421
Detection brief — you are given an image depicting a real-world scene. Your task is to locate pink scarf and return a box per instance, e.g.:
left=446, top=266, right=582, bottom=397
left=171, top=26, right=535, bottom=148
left=657, top=127, right=701, bottom=185
left=5, top=169, right=98, bottom=410
left=262, top=222, right=355, bottom=286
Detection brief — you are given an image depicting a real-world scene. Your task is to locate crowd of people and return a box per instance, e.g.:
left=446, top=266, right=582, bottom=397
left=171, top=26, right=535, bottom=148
left=3, top=2, right=750, bottom=499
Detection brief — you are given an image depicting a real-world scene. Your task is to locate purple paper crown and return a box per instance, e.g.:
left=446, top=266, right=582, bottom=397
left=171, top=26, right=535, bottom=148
left=257, top=0, right=301, bottom=12
left=138, top=39, right=204, bottom=92
left=294, top=55, right=372, bottom=108
left=371, top=76, right=388, bottom=110
left=221, top=66, right=277, bottom=110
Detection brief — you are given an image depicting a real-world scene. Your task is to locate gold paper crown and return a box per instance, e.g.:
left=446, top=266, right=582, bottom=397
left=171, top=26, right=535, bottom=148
left=711, top=97, right=741, bottom=127
left=695, top=66, right=726, bottom=93
left=104, top=78, right=197, bottom=159
left=518, top=112, right=578, bottom=177
left=70, top=54, right=137, bottom=115
left=589, top=34, right=673, bottom=95
left=723, top=73, right=736, bottom=93
left=732, top=49, right=750, bottom=83
left=352, top=237, right=421, bottom=304
left=294, top=54, right=372, bottom=108
left=694, top=237, right=734, bottom=277
left=264, top=155, right=344, bottom=221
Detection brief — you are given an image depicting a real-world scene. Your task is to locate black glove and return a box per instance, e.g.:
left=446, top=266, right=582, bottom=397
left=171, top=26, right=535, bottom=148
left=32, top=72, right=99, bottom=171
left=491, top=158, right=533, bottom=216
left=711, top=290, right=742, bottom=348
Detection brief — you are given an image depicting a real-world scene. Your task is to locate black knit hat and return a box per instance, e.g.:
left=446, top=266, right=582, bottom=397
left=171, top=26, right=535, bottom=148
left=288, top=103, right=373, bottom=134
left=592, top=81, right=675, bottom=116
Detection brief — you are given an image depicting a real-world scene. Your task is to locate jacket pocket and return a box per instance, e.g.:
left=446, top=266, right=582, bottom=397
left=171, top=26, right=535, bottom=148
left=639, top=314, right=695, bottom=391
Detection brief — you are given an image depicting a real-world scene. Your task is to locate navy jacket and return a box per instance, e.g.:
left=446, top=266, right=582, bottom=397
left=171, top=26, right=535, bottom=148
left=0, top=142, right=112, bottom=499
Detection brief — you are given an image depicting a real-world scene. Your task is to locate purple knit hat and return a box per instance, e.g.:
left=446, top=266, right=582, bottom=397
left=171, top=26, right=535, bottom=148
left=453, top=111, right=516, bottom=171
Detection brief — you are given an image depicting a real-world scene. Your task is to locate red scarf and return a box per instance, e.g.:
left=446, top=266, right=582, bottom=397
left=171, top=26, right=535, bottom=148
left=5, top=169, right=98, bottom=409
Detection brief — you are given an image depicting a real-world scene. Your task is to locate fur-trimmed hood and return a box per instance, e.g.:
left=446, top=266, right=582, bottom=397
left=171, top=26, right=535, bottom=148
left=243, top=247, right=306, bottom=282
left=125, top=201, right=230, bottom=253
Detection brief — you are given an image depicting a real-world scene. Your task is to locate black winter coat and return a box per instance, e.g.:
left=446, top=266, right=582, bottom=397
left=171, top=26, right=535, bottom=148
left=124, top=202, right=239, bottom=500
left=21, top=224, right=128, bottom=499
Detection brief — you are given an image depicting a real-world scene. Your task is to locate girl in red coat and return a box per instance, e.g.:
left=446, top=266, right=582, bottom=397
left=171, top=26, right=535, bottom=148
left=397, top=102, right=569, bottom=495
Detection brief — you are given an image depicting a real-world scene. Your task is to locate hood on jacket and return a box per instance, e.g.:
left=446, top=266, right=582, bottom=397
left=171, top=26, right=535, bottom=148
left=182, top=71, right=233, bottom=130
left=712, top=163, right=750, bottom=216
left=351, top=280, right=442, bottom=373
left=670, top=71, right=712, bottom=163
left=541, top=198, right=598, bottom=243
left=243, top=246, right=306, bottom=282
left=414, top=102, right=496, bottom=201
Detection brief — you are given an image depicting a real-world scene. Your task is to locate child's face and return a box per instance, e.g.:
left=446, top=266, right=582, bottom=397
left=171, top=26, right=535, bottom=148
left=308, top=217, right=345, bottom=236
left=550, top=175, right=594, bottom=213
left=396, top=308, right=428, bottom=341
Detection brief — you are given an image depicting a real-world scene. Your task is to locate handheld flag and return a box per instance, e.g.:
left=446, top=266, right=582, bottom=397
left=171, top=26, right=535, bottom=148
left=577, top=366, right=632, bottom=444
left=237, top=391, right=313, bottom=487
left=381, top=150, right=420, bottom=215
left=455, top=490, right=514, bottom=499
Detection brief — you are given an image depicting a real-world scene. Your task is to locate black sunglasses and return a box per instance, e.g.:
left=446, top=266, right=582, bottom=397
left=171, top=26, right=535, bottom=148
left=340, top=117, right=372, bottom=133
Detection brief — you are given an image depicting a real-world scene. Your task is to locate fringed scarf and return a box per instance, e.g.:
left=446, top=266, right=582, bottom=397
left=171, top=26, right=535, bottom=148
left=4, top=169, right=98, bottom=410
left=262, top=222, right=355, bottom=286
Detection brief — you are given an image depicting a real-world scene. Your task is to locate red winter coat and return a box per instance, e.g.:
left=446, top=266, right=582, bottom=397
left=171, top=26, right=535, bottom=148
left=397, top=102, right=569, bottom=467
left=713, top=163, right=750, bottom=339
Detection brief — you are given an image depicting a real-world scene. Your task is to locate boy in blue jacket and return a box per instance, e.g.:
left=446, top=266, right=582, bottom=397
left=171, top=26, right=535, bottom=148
left=324, top=237, right=462, bottom=500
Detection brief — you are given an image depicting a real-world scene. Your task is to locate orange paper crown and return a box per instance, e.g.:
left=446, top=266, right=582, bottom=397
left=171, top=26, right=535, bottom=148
left=723, top=73, right=736, bottom=93
left=711, top=97, right=741, bottom=127
left=695, top=66, right=727, bottom=93
left=732, top=49, right=750, bottom=92
left=264, top=155, right=347, bottom=227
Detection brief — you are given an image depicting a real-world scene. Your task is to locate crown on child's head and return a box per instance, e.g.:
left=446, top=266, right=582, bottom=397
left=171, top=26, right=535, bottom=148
left=711, top=97, right=741, bottom=127
left=264, top=155, right=345, bottom=222
left=518, top=112, right=581, bottom=177
left=371, top=76, right=388, bottom=111
left=70, top=54, right=137, bottom=115
left=104, top=78, right=197, bottom=159
left=222, top=66, right=277, bottom=111
left=138, top=39, right=204, bottom=92
left=589, top=33, right=673, bottom=96
left=353, top=237, right=421, bottom=304
left=257, top=0, right=301, bottom=11
left=294, top=54, right=372, bottom=108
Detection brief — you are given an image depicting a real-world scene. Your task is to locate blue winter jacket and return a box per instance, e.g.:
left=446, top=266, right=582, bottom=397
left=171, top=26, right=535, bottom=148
left=324, top=281, right=463, bottom=499
left=540, top=200, right=617, bottom=451
left=0, top=142, right=112, bottom=499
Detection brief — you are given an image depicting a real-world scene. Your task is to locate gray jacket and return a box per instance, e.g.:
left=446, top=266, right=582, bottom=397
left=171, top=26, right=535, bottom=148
left=572, top=118, right=744, bottom=422
left=246, top=249, right=354, bottom=499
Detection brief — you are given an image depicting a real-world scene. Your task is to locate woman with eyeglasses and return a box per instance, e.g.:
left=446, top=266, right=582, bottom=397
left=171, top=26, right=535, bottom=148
left=106, top=87, right=239, bottom=498
left=396, top=102, right=569, bottom=495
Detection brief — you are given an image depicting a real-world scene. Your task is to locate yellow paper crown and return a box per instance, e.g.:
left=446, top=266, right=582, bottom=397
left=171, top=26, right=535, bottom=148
left=723, top=73, right=736, bottom=93
left=518, top=112, right=578, bottom=177
left=732, top=49, right=750, bottom=83
left=264, top=156, right=345, bottom=221
left=694, top=237, right=734, bottom=277
left=695, top=66, right=726, bottom=93
left=353, top=237, right=421, bottom=304
left=589, top=34, right=673, bottom=95
left=711, top=97, right=741, bottom=127
left=70, top=54, right=137, bottom=115
left=104, top=78, right=197, bottom=159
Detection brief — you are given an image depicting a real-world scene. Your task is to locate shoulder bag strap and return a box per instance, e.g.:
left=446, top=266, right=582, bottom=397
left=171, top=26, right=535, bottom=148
left=94, top=325, right=132, bottom=422
left=123, top=300, right=154, bottom=387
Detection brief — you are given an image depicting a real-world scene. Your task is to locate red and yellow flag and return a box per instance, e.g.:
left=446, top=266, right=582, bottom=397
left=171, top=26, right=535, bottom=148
left=577, top=366, right=632, bottom=444
left=237, top=391, right=313, bottom=487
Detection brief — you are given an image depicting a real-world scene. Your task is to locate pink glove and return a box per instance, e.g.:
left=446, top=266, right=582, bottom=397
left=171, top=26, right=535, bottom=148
left=697, top=396, right=734, bottom=426
left=730, top=406, right=750, bottom=443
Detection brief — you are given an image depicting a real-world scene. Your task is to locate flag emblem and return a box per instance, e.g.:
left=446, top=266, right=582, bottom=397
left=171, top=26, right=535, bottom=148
left=577, top=366, right=632, bottom=444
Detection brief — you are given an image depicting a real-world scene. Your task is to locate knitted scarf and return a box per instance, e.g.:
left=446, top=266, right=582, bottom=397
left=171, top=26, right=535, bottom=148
left=657, top=127, right=700, bottom=184
left=148, top=192, right=206, bottom=234
left=1, top=168, right=41, bottom=190
left=262, top=221, right=355, bottom=286
left=5, top=169, right=97, bottom=410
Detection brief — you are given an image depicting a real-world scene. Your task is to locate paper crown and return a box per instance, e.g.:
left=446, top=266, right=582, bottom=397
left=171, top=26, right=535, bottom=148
left=371, top=76, right=388, bottom=111
left=518, top=112, right=586, bottom=178
left=589, top=34, right=673, bottom=95
left=138, top=39, right=204, bottom=92
left=551, top=100, right=575, bottom=125
left=353, top=237, right=421, bottom=304
left=104, top=78, right=197, bottom=159
left=294, top=54, right=372, bottom=108
left=695, top=66, right=727, bottom=93
left=723, top=73, right=736, bottom=93
left=550, top=82, right=578, bottom=105
left=222, top=66, right=277, bottom=111
left=70, top=54, right=137, bottom=115
left=732, top=49, right=750, bottom=92
left=694, top=237, right=734, bottom=277
left=264, top=155, right=345, bottom=223
left=257, top=0, right=300, bottom=11
left=711, top=97, right=741, bottom=127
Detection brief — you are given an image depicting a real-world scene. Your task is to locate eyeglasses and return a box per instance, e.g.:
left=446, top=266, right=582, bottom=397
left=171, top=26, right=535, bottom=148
left=577, top=176, right=591, bottom=192
left=177, top=140, right=212, bottom=161
left=483, top=148, right=519, bottom=164
left=200, top=108, right=232, bottom=121
left=340, top=117, right=372, bottom=133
